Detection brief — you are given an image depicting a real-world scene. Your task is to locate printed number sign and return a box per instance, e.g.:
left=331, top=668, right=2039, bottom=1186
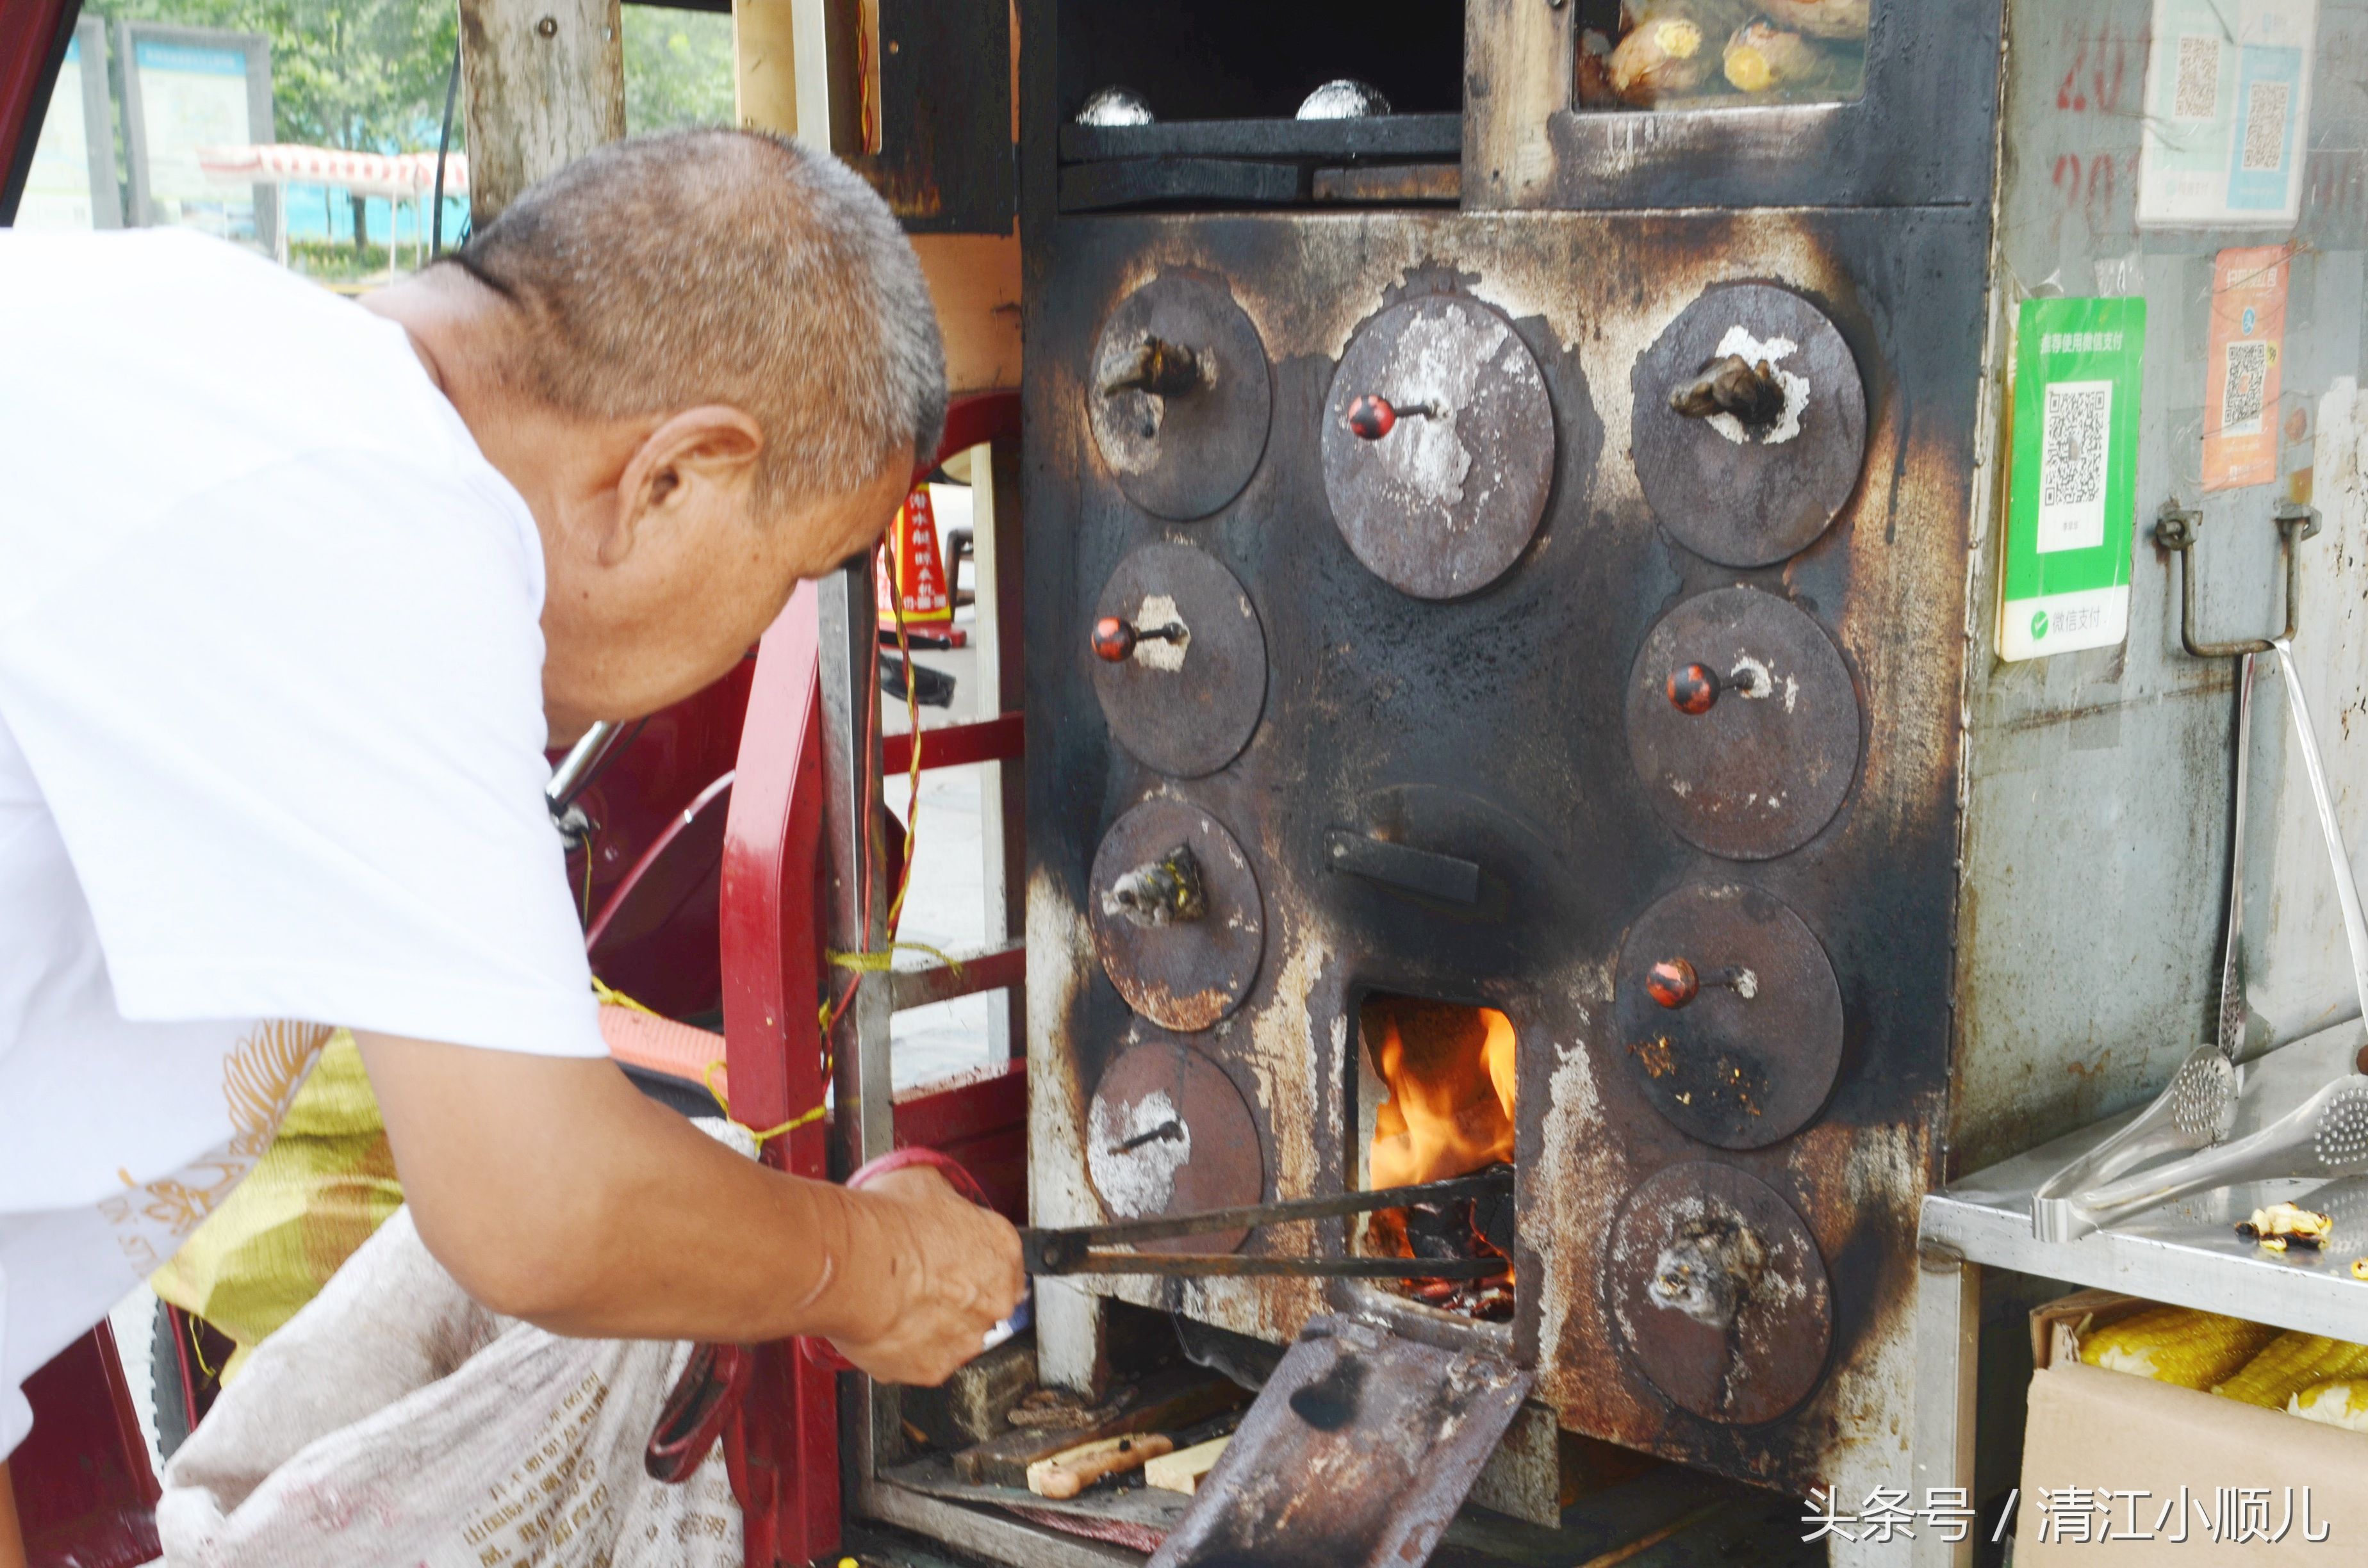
left=2000, top=298, right=2148, bottom=663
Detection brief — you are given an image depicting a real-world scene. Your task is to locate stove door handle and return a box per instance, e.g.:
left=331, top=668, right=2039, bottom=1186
left=1324, top=829, right=1480, bottom=905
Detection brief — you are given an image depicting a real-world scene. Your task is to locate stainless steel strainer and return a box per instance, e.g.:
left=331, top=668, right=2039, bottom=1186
left=2032, top=1045, right=2241, bottom=1241
left=2033, top=658, right=2256, bottom=1239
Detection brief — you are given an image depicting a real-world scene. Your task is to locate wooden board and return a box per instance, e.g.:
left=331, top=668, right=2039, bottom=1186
left=951, top=1368, right=1246, bottom=1488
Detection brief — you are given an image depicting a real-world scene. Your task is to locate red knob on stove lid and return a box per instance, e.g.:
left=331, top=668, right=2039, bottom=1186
left=1646, top=957, right=1700, bottom=1009
left=1092, top=616, right=1138, bottom=662
left=1345, top=394, right=1397, bottom=441
left=1666, top=664, right=1721, bottom=715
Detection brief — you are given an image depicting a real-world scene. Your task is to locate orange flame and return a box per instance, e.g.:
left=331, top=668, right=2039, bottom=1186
left=1366, top=997, right=1517, bottom=1191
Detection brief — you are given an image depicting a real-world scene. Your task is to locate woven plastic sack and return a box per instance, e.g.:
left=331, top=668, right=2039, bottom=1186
left=150, top=1030, right=402, bottom=1382
left=156, top=1126, right=752, bottom=1568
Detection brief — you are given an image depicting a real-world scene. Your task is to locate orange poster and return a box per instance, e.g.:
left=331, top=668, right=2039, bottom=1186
left=2201, top=244, right=2290, bottom=491
left=876, top=485, right=953, bottom=625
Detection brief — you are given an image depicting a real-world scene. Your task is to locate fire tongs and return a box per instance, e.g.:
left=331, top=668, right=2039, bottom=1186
left=1021, top=1168, right=1514, bottom=1279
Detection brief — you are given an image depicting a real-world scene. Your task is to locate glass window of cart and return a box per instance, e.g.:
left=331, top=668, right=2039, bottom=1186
left=1572, top=0, right=1870, bottom=110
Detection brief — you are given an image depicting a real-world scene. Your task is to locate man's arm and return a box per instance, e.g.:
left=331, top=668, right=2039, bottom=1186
left=354, top=1033, right=1024, bottom=1385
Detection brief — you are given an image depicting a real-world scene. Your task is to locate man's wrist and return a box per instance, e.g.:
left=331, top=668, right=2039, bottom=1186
left=792, top=1184, right=886, bottom=1343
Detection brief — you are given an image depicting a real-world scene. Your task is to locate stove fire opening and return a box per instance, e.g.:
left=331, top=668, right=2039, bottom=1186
left=1354, top=992, right=1517, bottom=1322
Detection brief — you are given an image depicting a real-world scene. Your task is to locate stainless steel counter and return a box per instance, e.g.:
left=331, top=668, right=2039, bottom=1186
left=1922, top=1019, right=2368, bottom=1339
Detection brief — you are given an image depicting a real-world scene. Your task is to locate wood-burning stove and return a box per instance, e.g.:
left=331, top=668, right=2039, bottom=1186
left=1022, top=0, right=2005, bottom=1518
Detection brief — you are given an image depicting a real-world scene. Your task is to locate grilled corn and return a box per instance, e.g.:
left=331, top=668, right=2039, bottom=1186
left=2290, top=1380, right=2368, bottom=1432
left=2078, top=1306, right=2280, bottom=1389
left=2235, top=1202, right=2335, bottom=1250
left=2215, top=1332, right=2368, bottom=1407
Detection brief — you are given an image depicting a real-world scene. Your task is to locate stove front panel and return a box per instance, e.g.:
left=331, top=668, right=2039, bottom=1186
left=1026, top=206, right=1989, bottom=1499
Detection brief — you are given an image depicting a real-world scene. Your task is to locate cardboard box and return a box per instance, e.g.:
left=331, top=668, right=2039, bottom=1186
left=2018, top=1293, right=2368, bottom=1562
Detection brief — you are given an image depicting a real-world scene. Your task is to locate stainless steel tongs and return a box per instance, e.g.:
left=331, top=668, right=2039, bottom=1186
left=1022, top=1168, right=1514, bottom=1279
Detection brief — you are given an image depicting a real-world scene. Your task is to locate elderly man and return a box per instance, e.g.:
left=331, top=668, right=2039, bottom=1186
left=0, top=129, right=1024, bottom=1555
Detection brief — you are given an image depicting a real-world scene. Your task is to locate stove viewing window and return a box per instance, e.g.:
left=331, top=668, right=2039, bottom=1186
left=1571, top=0, right=1869, bottom=112
left=1464, top=0, right=1995, bottom=213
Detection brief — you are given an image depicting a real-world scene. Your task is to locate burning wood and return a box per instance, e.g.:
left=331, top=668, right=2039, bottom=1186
left=1360, top=997, right=1517, bottom=1319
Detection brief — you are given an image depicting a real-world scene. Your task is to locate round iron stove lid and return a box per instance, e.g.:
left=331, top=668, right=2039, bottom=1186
left=1087, top=273, right=1273, bottom=521
left=1625, top=585, right=1861, bottom=862
left=1320, top=293, right=1556, bottom=601
left=1089, top=796, right=1266, bottom=1033
left=1631, top=282, right=1867, bottom=569
left=1089, top=542, right=1267, bottom=780
left=1604, top=1161, right=1833, bottom=1426
left=1615, top=882, right=1845, bottom=1149
left=1087, top=1034, right=1265, bottom=1254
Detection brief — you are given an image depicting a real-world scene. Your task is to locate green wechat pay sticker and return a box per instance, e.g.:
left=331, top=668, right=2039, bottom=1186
left=1999, top=297, right=2146, bottom=663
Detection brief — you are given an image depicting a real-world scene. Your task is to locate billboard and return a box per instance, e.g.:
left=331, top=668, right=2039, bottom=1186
left=118, top=22, right=275, bottom=252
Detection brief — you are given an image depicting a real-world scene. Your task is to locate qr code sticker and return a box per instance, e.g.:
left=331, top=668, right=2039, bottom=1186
left=2174, top=35, right=2219, bottom=118
left=2037, top=380, right=2112, bottom=554
left=2242, top=80, right=2290, bottom=171
left=2222, top=339, right=2269, bottom=435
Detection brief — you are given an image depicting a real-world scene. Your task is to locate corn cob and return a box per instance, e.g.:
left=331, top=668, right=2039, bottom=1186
left=2215, top=1332, right=2368, bottom=1408
left=2078, top=1306, right=2281, bottom=1389
left=2290, top=1381, right=2368, bottom=1432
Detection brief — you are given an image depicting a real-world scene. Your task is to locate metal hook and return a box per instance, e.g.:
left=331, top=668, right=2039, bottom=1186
left=2153, top=498, right=2320, bottom=658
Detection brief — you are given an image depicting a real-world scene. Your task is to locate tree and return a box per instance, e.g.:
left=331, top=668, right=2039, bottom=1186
left=622, top=6, right=734, bottom=136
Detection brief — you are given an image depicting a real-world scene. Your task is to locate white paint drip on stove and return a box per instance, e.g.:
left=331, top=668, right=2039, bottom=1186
left=1370, top=309, right=1499, bottom=512
left=1730, top=654, right=1774, bottom=699
left=1132, top=592, right=1188, bottom=671
left=1088, top=1088, right=1192, bottom=1218
left=1705, top=324, right=1811, bottom=446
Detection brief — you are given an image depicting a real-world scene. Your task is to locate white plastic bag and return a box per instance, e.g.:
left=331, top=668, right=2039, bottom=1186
left=158, top=1130, right=750, bottom=1568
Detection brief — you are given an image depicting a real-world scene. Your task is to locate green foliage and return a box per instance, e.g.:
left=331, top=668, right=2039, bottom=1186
left=88, top=0, right=462, bottom=154
left=287, top=234, right=397, bottom=281
left=623, top=6, right=735, bottom=135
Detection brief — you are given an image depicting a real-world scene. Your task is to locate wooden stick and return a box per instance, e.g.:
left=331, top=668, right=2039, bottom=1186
left=1026, top=1433, right=1176, bottom=1500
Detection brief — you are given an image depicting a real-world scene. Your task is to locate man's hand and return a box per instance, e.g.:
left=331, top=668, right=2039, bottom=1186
left=354, top=1033, right=1020, bottom=1378
left=821, top=1166, right=1026, bottom=1386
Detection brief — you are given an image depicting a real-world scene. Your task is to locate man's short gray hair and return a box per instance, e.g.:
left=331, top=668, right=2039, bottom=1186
left=447, top=129, right=946, bottom=507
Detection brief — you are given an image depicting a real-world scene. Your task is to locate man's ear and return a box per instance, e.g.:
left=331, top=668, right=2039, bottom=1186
left=604, top=405, right=765, bottom=566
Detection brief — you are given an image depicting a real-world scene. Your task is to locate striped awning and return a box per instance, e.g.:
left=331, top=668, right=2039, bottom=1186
left=197, top=143, right=470, bottom=199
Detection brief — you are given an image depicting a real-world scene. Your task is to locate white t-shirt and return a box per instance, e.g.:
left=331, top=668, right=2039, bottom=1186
left=0, top=230, right=608, bottom=1458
